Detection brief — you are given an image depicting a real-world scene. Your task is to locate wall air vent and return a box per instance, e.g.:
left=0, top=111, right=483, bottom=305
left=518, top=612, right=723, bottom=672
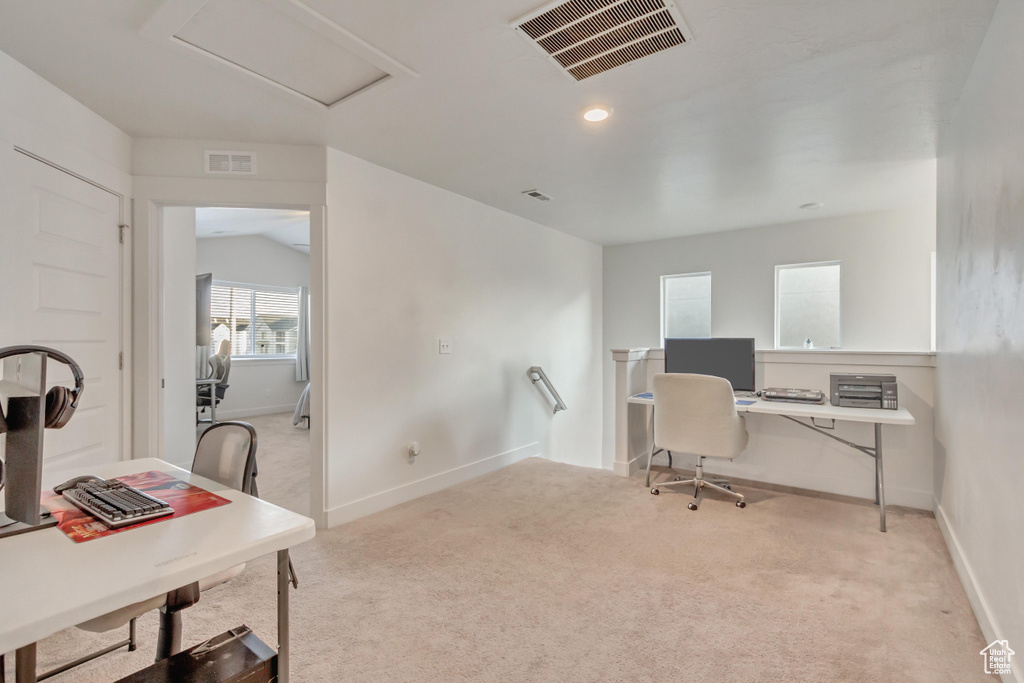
left=523, top=189, right=553, bottom=201
left=204, top=150, right=257, bottom=175
left=513, top=0, right=692, bottom=81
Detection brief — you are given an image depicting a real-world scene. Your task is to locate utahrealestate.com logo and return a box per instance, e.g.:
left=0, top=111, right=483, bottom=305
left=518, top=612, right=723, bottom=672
left=980, top=640, right=1015, bottom=676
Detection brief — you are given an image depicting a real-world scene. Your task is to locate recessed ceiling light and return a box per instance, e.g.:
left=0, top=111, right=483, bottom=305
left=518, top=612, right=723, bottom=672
left=583, top=107, right=611, bottom=122
left=800, top=202, right=824, bottom=210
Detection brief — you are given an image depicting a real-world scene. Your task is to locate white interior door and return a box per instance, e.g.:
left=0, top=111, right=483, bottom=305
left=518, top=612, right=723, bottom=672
left=0, top=146, right=123, bottom=470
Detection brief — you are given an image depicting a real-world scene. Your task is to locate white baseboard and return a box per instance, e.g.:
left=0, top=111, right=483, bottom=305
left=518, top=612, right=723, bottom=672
left=613, top=454, right=644, bottom=477
left=326, top=442, right=540, bottom=527
left=934, top=499, right=1021, bottom=683
left=211, top=404, right=297, bottom=421
left=616, top=454, right=932, bottom=510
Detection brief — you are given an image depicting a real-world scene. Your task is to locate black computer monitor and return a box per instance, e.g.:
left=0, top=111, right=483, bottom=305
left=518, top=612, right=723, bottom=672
left=664, top=338, right=755, bottom=392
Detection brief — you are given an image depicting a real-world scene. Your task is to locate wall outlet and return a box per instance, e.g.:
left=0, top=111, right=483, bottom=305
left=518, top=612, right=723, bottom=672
left=438, top=338, right=452, bottom=354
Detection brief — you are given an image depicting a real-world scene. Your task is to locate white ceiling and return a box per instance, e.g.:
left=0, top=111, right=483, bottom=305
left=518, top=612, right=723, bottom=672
left=0, top=0, right=997, bottom=244
left=195, top=207, right=310, bottom=254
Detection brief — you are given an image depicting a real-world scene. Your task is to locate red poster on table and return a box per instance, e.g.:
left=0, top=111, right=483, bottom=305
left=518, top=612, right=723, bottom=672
left=41, top=470, right=231, bottom=543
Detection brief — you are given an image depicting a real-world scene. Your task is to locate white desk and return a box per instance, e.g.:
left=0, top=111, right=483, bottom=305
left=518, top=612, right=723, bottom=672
left=0, top=458, right=315, bottom=682
left=627, top=394, right=914, bottom=532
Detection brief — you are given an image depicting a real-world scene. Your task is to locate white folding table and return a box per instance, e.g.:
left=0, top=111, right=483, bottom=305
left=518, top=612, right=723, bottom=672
left=0, top=458, right=315, bottom=682
left=627, top=394, right=914, bottom=532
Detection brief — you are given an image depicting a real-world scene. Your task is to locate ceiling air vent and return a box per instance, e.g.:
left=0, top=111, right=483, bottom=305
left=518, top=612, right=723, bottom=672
left=513, top=0, right=692, bottom=81
left=523, top=189, right=553, bottom=201
left=204, top=150, right=257, bottom=175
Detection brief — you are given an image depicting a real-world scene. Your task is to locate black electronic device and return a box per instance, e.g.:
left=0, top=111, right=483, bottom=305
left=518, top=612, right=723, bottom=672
left=53, top=474, right=103, bottom=494
left=58, top=477, right=173, bottom=529
left=761, top=387, right=827, bottom=404
left=830, top=373, right=898, bottom=410
left=1, top=345, right=85, bottom=539
left=115, top=625, right=277, bottom=683
left=0, top=345, right=85, bottom=433
left=664, top=338, right=756, bottom=392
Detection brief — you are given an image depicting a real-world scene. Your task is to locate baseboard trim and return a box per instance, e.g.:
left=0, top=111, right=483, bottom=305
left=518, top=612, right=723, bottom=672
left=613, top=454, right=645, bottom=477
left=326, top=442, right=540, bottom=528
left=211, top=405, right=297, bottom=421
left=934, top=499, right=1021, bottom=683
left=632, top=457, right=933, bottom=510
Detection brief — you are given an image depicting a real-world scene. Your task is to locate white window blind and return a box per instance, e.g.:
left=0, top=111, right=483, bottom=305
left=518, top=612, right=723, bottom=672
left=775, top=262, right=841, bottom=349
left=210, top=281, right=300, bottom=357
left=661, top=272, right=712, bottom=340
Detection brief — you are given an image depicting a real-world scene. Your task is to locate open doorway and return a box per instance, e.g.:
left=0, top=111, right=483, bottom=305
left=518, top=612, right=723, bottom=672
left=161, top=206, right=313, bottom=516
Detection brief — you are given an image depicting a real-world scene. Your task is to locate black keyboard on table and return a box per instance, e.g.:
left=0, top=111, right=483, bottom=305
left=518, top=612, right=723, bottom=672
left=62, top=479, right=173, bottom=529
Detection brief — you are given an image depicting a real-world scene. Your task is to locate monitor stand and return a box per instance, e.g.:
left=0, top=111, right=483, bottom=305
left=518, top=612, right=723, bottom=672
left=0, top=509, right=59, bottom=539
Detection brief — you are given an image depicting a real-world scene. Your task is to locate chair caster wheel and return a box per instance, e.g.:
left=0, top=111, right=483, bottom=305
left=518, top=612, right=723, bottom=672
left=651, top=488, right=659, bottom=495
left=687, top=503, right=698, bottom=511
left=736, top=501, right=746, bottom=508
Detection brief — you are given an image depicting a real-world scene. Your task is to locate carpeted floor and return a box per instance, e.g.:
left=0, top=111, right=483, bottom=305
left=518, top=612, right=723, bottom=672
left=15, top=436, right=987, bottom=682
left=239, top=412, right=311, bottom=517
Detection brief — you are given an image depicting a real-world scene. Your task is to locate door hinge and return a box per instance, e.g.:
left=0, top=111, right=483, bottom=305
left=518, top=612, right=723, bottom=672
left=119, top=224, right=129, bottom=244
left=119, top=352, right=124, bottom=370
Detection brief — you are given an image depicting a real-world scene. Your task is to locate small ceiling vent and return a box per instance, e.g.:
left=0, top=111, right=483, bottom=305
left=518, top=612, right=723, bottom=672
left=513, top=0, right=692, bottom=81
left=523, top=189, right=553, bottom=201
left=204, top=150, right=257, bottom=175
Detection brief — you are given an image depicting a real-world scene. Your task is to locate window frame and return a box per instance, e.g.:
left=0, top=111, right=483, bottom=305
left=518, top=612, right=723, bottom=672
left=660, top=271, right=712, bottom=342
left=210, top=279, right=301, bottom=360
left=774, top=260, right=842, bottom=350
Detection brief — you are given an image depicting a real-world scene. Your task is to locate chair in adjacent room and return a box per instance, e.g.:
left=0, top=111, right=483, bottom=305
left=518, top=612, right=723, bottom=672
left=196, top=339, right=232, bottom=425
left=645, top=373, right=750, bottom=510
left=44, top=422, right=274, bottom=678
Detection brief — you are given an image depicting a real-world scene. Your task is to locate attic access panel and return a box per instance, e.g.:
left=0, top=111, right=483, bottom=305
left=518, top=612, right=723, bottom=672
left=513, top=0, right=692, bottom=81
left=174, top=0, right=388, bottom=106
left=142, top=0, right=416, bottom=110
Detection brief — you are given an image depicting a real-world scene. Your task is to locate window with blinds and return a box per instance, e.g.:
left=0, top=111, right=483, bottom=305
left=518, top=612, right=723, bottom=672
left=210, top=281, right=300, bottom=357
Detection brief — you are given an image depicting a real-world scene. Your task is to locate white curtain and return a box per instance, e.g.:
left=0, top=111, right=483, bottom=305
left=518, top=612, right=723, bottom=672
left=295, top=286, right=310, bottom=382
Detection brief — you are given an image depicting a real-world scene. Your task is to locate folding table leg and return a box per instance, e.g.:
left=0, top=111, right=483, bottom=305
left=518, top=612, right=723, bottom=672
left=15, top=644, right=35, bottom=683
left=278, top=549, right=290, bottom=682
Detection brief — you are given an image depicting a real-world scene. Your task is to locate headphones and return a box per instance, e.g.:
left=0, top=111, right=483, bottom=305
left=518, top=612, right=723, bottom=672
left=0, top=345, right=85, bottom=434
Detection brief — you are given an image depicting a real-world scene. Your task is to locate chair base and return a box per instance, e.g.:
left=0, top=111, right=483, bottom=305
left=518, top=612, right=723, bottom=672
left=652, top=478, right=745, bottom=509
left=649, top=456, right=746, bottom=510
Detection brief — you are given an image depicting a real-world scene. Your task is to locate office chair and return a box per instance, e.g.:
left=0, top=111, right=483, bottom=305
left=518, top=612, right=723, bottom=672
left=50, top=422, right=278, bottom=677
left=197, top=339, right=231, bottom=424
left=645, top=373, right=749, bottom=510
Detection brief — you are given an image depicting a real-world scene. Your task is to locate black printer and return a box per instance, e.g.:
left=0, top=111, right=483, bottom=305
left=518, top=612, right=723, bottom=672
left=830, top=373, right=898, bottom=410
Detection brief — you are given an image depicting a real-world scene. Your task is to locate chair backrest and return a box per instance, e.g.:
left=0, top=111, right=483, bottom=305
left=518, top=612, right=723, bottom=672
left=192, top=421, right=257, bottom=494
left=652, top=373, right=749, bottom=460
left=209, top=339, right=231, bottom=385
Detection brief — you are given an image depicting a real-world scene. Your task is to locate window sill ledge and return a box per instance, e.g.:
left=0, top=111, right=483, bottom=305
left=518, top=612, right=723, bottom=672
left=757, top=349, right=936, bottom=367
left=230, top=357, right=298, bottom=367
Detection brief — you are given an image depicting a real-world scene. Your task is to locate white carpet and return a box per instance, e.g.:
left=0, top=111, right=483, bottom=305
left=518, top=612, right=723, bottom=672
left=9, top=437, right=987, bottom=682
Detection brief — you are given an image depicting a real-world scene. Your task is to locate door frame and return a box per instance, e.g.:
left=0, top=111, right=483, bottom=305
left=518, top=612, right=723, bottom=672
left=133, top=180, right=328, bottom=528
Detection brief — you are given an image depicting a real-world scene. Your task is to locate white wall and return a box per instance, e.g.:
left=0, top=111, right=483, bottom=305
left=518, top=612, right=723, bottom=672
left=602, top=206, right=937, bottom=471
left=935, top=0, right=1024, bottom=675
left=162, top=207, right=198, bottom=467
left=324, top=149, right=603, bottom=525
left=195, top=234, right=310, bottom=419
